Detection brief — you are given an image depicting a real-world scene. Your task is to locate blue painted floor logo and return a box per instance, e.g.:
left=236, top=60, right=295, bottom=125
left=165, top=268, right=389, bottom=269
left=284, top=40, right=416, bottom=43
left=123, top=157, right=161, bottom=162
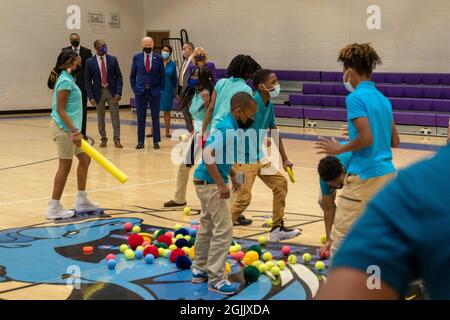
left=0, top=210, right=329, bottom=300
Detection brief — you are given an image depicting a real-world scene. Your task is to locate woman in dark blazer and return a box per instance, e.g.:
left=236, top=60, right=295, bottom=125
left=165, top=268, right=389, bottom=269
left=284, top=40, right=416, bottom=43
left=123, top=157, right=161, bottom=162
left=188, top=47, right=217, bottom=85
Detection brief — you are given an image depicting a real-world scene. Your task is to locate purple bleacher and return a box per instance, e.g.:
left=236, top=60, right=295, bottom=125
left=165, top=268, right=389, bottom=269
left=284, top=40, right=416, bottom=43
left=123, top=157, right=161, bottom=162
left=274, top=70, right=291, bottom=81
left=288, top=95, right=304, bottom=105
left=335, top=85, right=348, bottom=96
left=423, top=87, right=443, bottom=99
left=274, top=105, right=303, bottom=118
left=394, top=112, right=436, bottom=126
left=403, top=74, right=422, bottom=85
left=320, top=96, right=339, bottom=107
left=437, top=114, right=450, bottom=127
left=441, top=74, right=450, bottom=85
left=412, top=99, right=433, bottom=111
left=318, top=84, right=335, bottom=95
left=371, top=73, right=385, bottom=83
left=215, top=69, right=228, bottom=79
left=304, top=71, right=321, bottom=81
left=321, top=72, right=340, bottom=82
left=403, top=87, right=424, bottom=98
left=385, top=73, right=404, bottom=84
left=421, top=74, right=441, bottom=85
left=302, top=83, right=319, bottom=94
left=338, top=96, right=346, bottom=107
left=303, top=107, right=347, bottom=121
left=384, top=86, right=404, bottom=98
left=432, top=100, right=450, bottom=112
left=442, top=88, right=450, bottom=99
left=303, top=95, right=322, bottom=106
left=389, top=98, right=412, bottom=111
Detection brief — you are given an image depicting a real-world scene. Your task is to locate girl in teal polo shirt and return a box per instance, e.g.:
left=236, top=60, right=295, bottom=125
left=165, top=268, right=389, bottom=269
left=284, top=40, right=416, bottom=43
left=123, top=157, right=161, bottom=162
left=46, top=51, right=99, bottom=220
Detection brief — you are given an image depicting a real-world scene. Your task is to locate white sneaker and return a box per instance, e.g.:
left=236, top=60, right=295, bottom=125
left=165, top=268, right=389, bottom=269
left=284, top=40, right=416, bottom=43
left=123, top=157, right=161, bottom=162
left=73, top=192, right=99, bottom=212
left=270, top=224, right=301, bottom=242
left=46, top=200, right=75, bottom=220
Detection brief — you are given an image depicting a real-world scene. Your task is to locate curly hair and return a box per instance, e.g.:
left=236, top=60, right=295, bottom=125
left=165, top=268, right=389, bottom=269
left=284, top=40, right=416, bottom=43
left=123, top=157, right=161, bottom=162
left=226, top=54, right=261, bottom=81
left=318, top=156, right=344, bottom=182
left=47, top=50, right=79, bottom=89
left=338, top=43, right=382, bottom=77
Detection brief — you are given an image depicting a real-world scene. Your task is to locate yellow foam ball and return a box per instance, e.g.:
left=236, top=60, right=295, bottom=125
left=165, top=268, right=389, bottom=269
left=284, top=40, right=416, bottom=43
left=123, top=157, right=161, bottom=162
left=132, top=226, right=141, bottom=234
left=169, top=244, right=177, bottom=251
left=174, top=224, right=182, bottom=231
left=266, top=219, right=273, bottom=228
left=119, top=244, right=128, bottom=253
left=320, top=235, right=327, bottom=245
left=288, top=255, right=297, bottom=264
left=225, top=262, right=231, bottom=273
left=183, top=207, right=191, bottom=216
left=229, top=246, right=239, bottom=253
left=158, top=248, right=165, bottom=257
left=258, top=264, right=268, bottom=273
left=184, top=235, right=191, bottom=242
left=277, top=260, right=286, bottom=270
left=235, top=244, right=242, bottom=252
left=189, top=246, right=195, bottom=259
left=265, top=261, right=275, bottom=270
left=252, top=260, right=263, bottom=268
left=176, top=234, right=184, bottom=240
left=315, top=261, right=325, bottom=271
left=259, top=237, right=267, bottom=246
left=243, top=251, right=259, bottom=266
left=124, top=249, right=135, bottom=260
left=271, top=266, right=281, bottom=276
left=262, top=252, right=273, bottom=261
left=136, top=246, right=144, bottom=252
left=182, top=246, right=190, bottom=255
left=302, top=253, right=312, bottom=263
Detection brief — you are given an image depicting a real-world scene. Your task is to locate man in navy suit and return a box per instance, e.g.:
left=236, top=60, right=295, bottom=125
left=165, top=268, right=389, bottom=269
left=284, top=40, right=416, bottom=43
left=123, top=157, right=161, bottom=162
left=130, top=37, right=165, bottom=150
left=85, top=39, right=123, bottom=148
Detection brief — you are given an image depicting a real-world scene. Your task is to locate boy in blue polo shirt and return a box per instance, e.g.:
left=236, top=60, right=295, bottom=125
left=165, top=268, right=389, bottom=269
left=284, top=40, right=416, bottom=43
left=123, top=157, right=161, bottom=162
left=231, top=69, right=300, bottom=242
left=315, top=43, right=400, bottom=255
left=192, top=92, right=257, bottom=296
left=317, top=145, right=450, bottom=300
left=317, top=152, right=351, bottom=257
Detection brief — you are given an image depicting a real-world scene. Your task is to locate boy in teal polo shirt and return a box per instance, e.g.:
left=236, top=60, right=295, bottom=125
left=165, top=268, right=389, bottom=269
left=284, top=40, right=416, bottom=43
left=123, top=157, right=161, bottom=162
left=192, top=92, right=257, bottom=296
left=231, top=69, right=300, bottom=242
left=315, top=43, right=400, bottom=255
left=317, top=152, right=351, bottom=257
left=318, top=145, right=450, bottom=300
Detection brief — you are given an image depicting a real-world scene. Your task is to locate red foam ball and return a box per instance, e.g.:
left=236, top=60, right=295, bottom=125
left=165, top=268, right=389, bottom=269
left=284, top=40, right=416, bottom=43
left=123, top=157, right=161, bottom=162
left=169, top=248, right=186, bottom=263
left=106, top=254, right=116, bottom=261
left=164, top=231, right=173, bottom=239
left=124, top=222, right=133, bottom=232
left=128, top=234, right=144, bottom=250
left=143, top=245, right=159, bottom=258
left=281, top=245, right=291, bottom=256
left=157, top=235, right=172, bottom=247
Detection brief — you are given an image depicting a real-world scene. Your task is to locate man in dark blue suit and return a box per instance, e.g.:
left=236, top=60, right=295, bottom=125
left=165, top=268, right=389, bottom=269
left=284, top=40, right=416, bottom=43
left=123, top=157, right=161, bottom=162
left=85, top=39, right=123, bottom=148
left=130, top=37, right=166, bottom=150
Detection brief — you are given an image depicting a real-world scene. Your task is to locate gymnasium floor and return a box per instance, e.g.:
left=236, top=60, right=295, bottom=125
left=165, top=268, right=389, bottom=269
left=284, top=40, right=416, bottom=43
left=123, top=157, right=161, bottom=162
left=0, top=110, right=445, bottom=300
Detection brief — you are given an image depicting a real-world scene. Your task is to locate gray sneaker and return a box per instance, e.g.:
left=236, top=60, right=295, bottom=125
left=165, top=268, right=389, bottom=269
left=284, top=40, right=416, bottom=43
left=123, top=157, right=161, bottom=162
left=270, top=224, right=301, bottom=242
left=46, top=201, right=75, bottom=220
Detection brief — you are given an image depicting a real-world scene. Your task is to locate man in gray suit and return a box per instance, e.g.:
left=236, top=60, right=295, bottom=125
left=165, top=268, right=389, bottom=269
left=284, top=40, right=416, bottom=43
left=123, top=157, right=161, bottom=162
left=177, top=42, right=195, bottom=132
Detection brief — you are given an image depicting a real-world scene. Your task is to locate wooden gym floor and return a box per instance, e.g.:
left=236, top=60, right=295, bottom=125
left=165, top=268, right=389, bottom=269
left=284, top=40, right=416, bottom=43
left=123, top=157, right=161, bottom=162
left=0, top=110, right=445, bottom=300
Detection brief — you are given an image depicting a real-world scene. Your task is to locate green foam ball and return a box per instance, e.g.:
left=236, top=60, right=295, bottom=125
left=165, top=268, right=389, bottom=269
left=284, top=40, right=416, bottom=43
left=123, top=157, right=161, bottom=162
left=244, top=266, right=261, bottom=284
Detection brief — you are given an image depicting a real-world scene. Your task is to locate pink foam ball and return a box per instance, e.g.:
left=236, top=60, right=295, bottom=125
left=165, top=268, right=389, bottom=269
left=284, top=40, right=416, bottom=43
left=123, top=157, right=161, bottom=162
left=236, top=251, right=245, bottom=261
left=124, top=223, right=133, bottom=232
left=164, top=231, right=173, bottom=239
left=106, top=254, right=116, bottom=261
left=142, top=241, right=150, bottom=247
left=281, top=246, right=291, bottom=256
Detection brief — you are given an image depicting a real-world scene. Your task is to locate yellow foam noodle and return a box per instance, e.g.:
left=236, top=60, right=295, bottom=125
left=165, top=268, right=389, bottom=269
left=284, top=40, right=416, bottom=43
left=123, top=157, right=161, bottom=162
left=286, top=166, right=296, bottom=183
left=80, top=140, right=128, bottom=183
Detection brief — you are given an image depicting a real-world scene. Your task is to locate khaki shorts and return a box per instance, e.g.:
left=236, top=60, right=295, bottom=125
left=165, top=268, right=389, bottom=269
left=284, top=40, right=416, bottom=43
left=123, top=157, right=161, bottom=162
left=50, top=119, right=83, bottom=159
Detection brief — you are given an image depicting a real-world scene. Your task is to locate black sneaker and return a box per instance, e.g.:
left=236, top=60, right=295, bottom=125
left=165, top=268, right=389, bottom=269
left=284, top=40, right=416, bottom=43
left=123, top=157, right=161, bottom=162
left=234, top=215, right=253, bottom=226
left=270, top=223, right=301, bottom=242
left=164, top=200, right=187, bottom=208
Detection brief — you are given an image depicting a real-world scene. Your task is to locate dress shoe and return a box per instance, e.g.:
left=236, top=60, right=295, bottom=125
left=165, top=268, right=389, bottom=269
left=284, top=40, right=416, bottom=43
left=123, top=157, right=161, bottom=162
left=114, top=141, right=123, bottom=149
left=153, top=143, right=160, bottom=150
left=99, top=140, right=107, bottom=148
left=135, top=143, right=145, bottom=149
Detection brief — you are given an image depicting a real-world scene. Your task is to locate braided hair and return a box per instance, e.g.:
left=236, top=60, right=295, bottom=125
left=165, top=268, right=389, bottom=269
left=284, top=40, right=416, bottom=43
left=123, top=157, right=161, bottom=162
left=226, top=54, right=261, bottom=81
left=338, top=43, right=382, bottom=77
left=47, top=50, right=79, bottom=89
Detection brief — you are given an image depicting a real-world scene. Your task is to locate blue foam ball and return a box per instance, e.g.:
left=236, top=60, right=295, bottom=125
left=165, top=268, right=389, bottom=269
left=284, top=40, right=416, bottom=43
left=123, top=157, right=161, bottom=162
left=189, top=229, right=197, bottom=237
left=135, top=250, right=144, bottom=260
left=145, top=254, right=155, bottom=264
left=107, top=259, right=117, bottom=270
left=175, top=255, right=192, bottom=270
left=191, top=220, right=199, bottom=226
left=174, top=228, right=189, bottom=237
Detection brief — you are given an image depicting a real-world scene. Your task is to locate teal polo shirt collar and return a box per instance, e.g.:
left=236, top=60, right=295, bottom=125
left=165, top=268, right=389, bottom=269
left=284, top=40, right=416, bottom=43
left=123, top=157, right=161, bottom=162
left=355, top=81, right=375, bottom=90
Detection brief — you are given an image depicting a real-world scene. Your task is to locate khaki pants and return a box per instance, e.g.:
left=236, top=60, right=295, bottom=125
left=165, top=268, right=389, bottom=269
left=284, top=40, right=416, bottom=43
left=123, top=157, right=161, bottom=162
left=96, top=88, right=121, bottom=142
left=193, top=184, right=233, bottom=285
left=330, top=173, right=395, bottom=256
left=231, top=162, right=287, bottom=228
left=50, top=119, right=83, bottom=159
left=173, top=164, right=193, bottom=204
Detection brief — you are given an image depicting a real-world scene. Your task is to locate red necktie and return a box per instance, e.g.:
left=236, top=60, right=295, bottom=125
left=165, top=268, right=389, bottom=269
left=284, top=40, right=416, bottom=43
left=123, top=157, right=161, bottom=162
left=101, top=57, right=108, bottom=87
left=146, top=54, right=151, bottom=73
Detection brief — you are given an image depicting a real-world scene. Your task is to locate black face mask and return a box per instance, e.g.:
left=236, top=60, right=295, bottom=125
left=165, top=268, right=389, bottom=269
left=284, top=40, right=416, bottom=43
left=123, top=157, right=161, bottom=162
left=237, top=117, right=254, bottom=129
left=71, top=40, right=80, bottom=48
left=143, top=47, right=153, bottom=54
left=72, top=65, right=81, bottom=77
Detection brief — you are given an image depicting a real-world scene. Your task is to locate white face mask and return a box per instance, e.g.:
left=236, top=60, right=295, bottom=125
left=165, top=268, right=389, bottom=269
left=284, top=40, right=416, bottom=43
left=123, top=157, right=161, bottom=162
left=265, top=83, right=281, bottom=98
left=343, top=70, right=354, bottom=93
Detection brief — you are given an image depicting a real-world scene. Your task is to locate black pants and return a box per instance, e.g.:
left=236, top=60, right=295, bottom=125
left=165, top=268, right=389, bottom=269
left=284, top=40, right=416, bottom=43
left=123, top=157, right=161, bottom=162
left=81, top=89, right=88, bottom=137
left=178, top=86, right=194, bottom=133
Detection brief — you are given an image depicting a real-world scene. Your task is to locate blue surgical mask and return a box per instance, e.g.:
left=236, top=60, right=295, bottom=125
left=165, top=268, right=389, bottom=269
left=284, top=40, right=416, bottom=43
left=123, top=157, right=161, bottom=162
left=343, top=70, right=354, bottom=93
left=162, top=52, right=170, bottom=59
left=188, top=78, right=200, bottom=88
